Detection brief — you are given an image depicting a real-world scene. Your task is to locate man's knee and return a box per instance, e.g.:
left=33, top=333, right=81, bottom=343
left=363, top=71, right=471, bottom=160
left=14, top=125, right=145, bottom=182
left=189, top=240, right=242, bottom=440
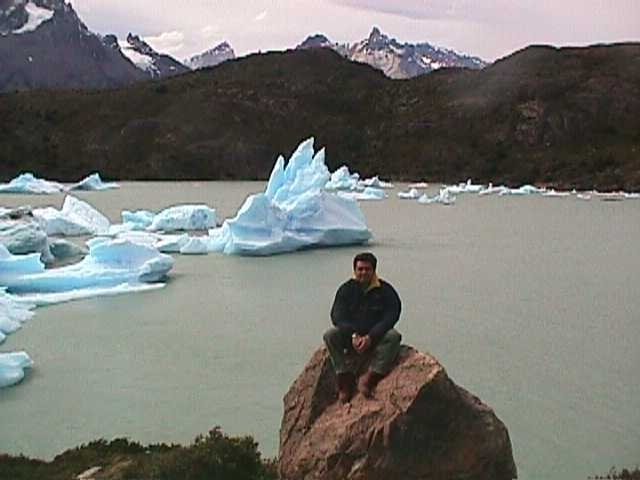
left=382, top=329, right=402, bottom=346
left=323, top=326, right=342, bottom=346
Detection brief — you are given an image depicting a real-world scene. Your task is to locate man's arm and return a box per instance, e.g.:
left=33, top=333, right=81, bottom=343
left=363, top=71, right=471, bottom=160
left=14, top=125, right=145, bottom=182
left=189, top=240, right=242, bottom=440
left=368, top=283, right=401, bottom=340
left=330, top=283, right=355, bottom=334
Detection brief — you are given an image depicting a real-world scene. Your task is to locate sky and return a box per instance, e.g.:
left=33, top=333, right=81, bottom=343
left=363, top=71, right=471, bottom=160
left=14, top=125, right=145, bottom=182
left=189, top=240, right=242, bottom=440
left=69, top=0, right=640, bottom=62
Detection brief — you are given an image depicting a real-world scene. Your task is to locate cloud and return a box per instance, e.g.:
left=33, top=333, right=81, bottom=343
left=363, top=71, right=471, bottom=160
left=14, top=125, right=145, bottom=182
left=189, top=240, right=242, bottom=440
left=200, top=24, right=220, bottom=39
left=144, top=30, right=185, bottom=55
left=254, top=10, right=267, bottom=22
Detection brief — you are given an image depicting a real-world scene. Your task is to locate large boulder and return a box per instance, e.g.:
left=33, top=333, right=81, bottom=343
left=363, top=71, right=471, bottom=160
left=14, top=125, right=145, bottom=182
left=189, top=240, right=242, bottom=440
left=279, top=346, right=517, bottom=480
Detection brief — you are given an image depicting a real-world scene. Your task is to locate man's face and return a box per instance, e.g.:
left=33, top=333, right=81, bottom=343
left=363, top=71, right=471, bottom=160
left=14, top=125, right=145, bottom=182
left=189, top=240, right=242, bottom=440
left=354, top=260, right=375, bottom=285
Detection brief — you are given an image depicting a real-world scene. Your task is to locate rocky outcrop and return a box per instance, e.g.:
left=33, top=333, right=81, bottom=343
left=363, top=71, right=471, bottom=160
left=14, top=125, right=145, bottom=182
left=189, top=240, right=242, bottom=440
left=279, top=346, right=517, bottom=480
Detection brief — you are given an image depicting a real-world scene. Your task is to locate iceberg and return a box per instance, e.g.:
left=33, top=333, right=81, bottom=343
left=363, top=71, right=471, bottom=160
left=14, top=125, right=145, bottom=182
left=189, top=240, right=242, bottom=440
left=33, top=195, right=110, bottom=236
left=397, top=188, right=421, bottom=199
left=148, top=205, right=217, bottom=232
left=499, top=184, right=546, bottom=196
left=358, top=176, right=394, bottom=189
left=542, top=189, right=571, bottom=197
left=208, top=138, right=372, bottom=255
left=0, top=215, right=52, bottom=261
left=0, top=351, right=33, bottom=388
left=444, top=179, right=484, bottom=194
left=122, top=210, right=155, bottom=230
left=0, top=288, right=35, bottom=342
left=418, top=188, right=456, bottom=205
left=478, top=183, right=508, bottom=196
left=407, top=182, right=428, bottom=189
left=0, top=173, right=65, bottom=194
left=325, top=166, right=361, bottom=191
left=1, top=239, right=173, bottom=294
left=337, top=187, right=387, bottom=201
left=68, top=173, right=119, bottom=191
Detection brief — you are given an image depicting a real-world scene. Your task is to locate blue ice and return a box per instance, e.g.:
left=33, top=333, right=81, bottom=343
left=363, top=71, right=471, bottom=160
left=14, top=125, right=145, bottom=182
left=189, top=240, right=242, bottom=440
left=0, top=351, right=33, bottom=388
left=208, top=138, right=372, bottom=255
left=69, top=173, right=119, bottom=191
left=0, top=173, right=65, bottom=194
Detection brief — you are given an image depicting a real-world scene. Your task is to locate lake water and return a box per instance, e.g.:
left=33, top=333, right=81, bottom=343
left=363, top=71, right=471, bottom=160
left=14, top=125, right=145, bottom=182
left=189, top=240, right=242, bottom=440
left=0, top=182, right=639, bottom=480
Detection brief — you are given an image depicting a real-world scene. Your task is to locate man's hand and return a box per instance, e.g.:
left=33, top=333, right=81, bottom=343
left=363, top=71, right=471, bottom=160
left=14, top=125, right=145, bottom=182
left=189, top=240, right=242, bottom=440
left=352, top=334, right=372, bottom=354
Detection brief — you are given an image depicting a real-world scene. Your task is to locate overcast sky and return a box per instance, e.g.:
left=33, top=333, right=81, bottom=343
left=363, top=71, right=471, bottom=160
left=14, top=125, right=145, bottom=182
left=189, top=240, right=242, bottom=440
left=69, top=0, right=640, bottom=62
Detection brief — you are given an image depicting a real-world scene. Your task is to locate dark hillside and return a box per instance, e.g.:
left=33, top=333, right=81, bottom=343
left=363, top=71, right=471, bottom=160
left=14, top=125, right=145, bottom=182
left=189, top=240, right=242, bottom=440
left=1, top=45, right=639, bottom=189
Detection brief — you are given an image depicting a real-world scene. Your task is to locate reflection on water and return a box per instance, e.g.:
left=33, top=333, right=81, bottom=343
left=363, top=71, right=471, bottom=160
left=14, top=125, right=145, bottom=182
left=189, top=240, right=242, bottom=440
left=1, top=182, right=639, bottom=480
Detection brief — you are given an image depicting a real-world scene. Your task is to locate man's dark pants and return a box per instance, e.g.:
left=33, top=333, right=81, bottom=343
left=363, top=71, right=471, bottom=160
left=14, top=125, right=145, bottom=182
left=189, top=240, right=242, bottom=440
left=323, top=327, right=402, bottom=375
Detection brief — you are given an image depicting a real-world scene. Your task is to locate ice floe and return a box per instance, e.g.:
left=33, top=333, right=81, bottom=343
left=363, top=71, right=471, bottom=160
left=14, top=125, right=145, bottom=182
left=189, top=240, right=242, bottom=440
left=33, top=195, right=110, bottom=236
left=0, top=351, right=33, bottom=388
left=0, top=211, right=52, bottom=262
left=208, top=137, right=372, bottom=255
left=407, top=182, right=428, bottom=189
left=337, top=187, right=387, bottom=201
left=358, top=176, right=394, bottom=189
left=1, top=239, right=173, bottom=294
left=68, top=173, right=119, bottom=191
left=418, top=188, right=456, bottom=205
left=325, top=166, right=361, bottom=191
left=0, top=172, right=119, bottom=194
left=147, top=205, right=217, bottom=232
left=0, top=173, right=65, bottom=194
left=397, top=188, right=421, bottom=199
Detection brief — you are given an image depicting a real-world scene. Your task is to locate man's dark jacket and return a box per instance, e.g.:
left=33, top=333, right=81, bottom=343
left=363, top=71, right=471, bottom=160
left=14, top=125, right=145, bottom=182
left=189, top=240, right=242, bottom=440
left=330, top=277, right=401, bottom=340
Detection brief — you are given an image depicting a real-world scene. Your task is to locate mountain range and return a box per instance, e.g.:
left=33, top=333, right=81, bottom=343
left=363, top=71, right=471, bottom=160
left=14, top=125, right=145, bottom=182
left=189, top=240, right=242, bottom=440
left=1, top=43, right=638, bottom=189
left=0, top=0, right=485, bottom=92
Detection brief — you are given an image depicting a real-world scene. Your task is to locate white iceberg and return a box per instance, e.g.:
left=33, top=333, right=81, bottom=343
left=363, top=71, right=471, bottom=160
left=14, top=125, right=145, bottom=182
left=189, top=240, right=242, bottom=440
left=444, top=179, right=484, bottom=194
left=207, top=138, right=372, bottom=256
left=499, top=184, right=546, bottom=196
left=0, top=173, right=65, bottom=194
left=179, top=236, right=209, bottom=255
left=325, top=166, right=361, bottom=191
left=148, top=205, right=217, bottom=232
left=337, top=187, right=387, bottom=201
left=397, top=188, right=421, bottom=199
left=542, top=189, right=571, bottom=197
left=1, top=239, right=173, bottom=294
left=418, top=188, right=456, bottom=205
left=0, top=351, right=33, bottom=388
left=0, top=216, right=52, bottom=262
left=68, top=173, right=119, bottom=191
left=358, top=176, right=394, bottom=189
left=478, top=183, right=508, bottom=196
left=0, top=288, right=35, bottom=342
left=407, top=182, right=428, bottom=189
left=33, top=195, right=111, bottom=236
left=122, top=210, right=155, bottom=230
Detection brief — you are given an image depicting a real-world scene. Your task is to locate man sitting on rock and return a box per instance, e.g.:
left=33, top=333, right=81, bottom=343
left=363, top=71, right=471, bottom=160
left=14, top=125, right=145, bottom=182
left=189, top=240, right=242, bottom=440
left=324, top=252, right=402, bottom=403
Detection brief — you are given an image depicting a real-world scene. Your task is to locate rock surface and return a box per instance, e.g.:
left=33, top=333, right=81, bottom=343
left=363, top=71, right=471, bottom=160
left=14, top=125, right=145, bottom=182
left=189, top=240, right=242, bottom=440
left=279, top=346, right=517, bottom=480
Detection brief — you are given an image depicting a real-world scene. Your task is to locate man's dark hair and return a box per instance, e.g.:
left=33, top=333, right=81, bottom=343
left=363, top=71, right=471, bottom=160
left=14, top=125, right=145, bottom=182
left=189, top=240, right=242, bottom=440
left=353, top=252, right=377, bottom=271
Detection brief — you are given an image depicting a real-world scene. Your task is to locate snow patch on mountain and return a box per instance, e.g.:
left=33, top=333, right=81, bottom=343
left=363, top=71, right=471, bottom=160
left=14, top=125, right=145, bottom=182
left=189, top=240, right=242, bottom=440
left=12, top=1, right=53, bottom=34
left=184, top=41, right=235, bottom=69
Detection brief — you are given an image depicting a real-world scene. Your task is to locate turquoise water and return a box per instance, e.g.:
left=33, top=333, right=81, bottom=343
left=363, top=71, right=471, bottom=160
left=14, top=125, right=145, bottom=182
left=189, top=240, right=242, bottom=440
left=1, top=182, right=639, bottom=480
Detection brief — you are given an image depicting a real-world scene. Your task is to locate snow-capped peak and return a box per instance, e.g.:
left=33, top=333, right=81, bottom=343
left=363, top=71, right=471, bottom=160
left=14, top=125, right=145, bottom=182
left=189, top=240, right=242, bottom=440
left=184, top=41, right=236, bottom=70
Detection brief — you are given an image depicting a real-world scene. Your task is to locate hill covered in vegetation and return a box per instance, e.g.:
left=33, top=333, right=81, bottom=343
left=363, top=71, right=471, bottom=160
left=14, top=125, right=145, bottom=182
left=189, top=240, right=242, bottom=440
left=1, top=44, right=638, bottom=189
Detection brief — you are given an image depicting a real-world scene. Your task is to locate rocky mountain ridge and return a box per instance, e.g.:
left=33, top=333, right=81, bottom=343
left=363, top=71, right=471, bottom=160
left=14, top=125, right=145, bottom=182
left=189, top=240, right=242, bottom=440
left=1, top=44, right=638, bottom=190
left=298, top=27, right=487, bottom=78
left=184, top=41, right=236, bottom=70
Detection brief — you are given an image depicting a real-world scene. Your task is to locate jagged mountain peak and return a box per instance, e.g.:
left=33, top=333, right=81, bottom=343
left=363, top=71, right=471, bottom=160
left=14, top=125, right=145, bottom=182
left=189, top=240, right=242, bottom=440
left=298, top=26, right=487, bottom=79
left=117, top=32, right=188, bottom=78
left=184, top=41, right=236, bottom=70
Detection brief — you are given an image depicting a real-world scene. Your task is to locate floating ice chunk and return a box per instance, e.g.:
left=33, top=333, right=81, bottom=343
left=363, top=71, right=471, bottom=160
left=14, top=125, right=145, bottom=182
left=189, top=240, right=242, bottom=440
left=0, top=243, right=45, bottom=276
left=418, top=188, right=456, bottom=205
left=2, top=240, right=173, bottom=294
left=18, top=282, right=165, bottom=307
left=33, top=195, right=110, bottom=236
left=499, top=185, right=546, bottom=196
left=148, top=205, right=217, bottom=232
left=68, top=173, right=119, bottom=191
left=444, top=179, right=484, bottom=194
left=0, top=173, right=65, bottom=194
left=542, top=189, right=571, bottom=197
left=358, top=176, right=394, bottom=189
left=337, top=187, right=387, bottom=201
left=96, top=231, right=189, bottom=254
left=49, top=239, right=87, bottom=261
left=208, top=138, right=371, bottom=256
left=478, top=183, right=508, bottom=196
left=0, top=288, right=35, bottom=339
left=325, top=166, right=361, bottom=191
left=0, top=351, right=33, bottom=388
left=576, top=193, right=592, bottom=201
left=407, top=182, right=428, bottom=189
left=397, top=188, right=421, bottom=199
left=122, top=210, right=155, bottom=229
left=179, top=236, right=209, bottom=254
left=624, top=192, right=640, bottom=199
left=0, top=216, right=51, bottom=261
